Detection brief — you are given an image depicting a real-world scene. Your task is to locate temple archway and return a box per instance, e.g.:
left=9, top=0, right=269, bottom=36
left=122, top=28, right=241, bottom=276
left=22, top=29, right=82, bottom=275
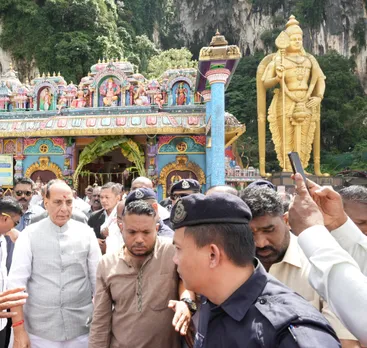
left=25, top=156, right=63, bottom=180
left=158, top=155, right=205, bottom=198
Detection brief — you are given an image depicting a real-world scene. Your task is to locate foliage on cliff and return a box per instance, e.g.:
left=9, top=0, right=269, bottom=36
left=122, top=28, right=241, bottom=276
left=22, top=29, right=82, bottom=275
left=0, top=0, right=178, bottom=82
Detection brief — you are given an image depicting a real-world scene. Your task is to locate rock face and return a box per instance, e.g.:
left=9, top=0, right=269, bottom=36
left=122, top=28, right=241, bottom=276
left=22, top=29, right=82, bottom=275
left=175, top=0, right=367, bottom=89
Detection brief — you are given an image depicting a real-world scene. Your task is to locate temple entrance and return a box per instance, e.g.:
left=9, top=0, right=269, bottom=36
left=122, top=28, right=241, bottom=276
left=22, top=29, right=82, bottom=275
left=30, top=170, right=57, bottom=187
left=76, top=147, right=135, bottom=196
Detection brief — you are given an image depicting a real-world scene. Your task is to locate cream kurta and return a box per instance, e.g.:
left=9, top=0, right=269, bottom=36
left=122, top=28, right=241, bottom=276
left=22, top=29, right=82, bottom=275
left=269, top=232, right=356, bottom=340
left=89, top=237, right=181, bottom=348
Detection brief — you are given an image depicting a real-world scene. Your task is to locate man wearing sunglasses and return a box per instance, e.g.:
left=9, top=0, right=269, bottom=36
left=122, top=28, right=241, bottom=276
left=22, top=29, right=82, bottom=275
left=7, top=178, right=45, bottom=271
left=169, top=179, right=201, bottom=207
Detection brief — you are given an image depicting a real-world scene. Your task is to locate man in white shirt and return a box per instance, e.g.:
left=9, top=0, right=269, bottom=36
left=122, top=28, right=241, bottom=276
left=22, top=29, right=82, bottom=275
left=288, top=173, right=367, bottom=346
left=241, top=186, right=359, bottom=347
left=0, top=198, right=27, bottom=347
left=8, top=180, right=101, bottom=348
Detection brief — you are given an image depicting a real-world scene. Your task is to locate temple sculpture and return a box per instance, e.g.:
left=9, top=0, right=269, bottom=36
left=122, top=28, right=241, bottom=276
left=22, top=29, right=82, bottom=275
left=257, top=15, right=327, bottom=176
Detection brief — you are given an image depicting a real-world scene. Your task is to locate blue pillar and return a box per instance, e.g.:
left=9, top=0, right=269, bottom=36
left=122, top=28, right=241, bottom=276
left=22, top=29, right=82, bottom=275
left=202, top=89, right=212, bottom=189
left=206, top=69, right=230, bottom=186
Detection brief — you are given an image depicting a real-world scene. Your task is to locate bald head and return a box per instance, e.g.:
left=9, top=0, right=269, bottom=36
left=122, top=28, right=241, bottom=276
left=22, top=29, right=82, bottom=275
left=206, top=185, right=238, bottom=196
left=131, top=177, right=153, bottom=190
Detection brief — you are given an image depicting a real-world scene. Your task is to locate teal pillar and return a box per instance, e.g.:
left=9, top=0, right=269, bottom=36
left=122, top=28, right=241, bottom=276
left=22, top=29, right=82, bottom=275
left=205, top=69, right=230, bottom=186
left=202, top=90, right=212, bottom=188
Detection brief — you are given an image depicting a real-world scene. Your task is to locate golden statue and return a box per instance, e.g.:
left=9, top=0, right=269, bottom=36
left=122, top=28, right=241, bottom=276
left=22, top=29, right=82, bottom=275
left=257, top=15, right=327, bottom=176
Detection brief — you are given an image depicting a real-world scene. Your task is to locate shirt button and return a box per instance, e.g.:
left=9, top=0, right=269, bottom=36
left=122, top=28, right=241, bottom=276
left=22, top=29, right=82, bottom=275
left=259, top=299, right=267, bottom=305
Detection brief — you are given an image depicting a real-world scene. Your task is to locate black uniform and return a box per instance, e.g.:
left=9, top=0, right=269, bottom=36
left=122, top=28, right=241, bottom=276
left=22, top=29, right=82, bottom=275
left=194, top=260, right=341, bottom=348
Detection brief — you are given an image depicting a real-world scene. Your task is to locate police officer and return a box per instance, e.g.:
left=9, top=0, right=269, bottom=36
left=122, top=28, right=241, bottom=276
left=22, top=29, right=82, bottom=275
left=169, top=179, right=200, bottom=207
left=170, top=193, right=341, bottom=348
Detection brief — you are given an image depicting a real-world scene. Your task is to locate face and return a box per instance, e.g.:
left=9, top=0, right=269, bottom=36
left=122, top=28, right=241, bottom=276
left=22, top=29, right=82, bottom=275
left=288, top=33, right=303, bottom=52
left=173, top=227, right=209, bottom=293
left=91, top=188, right=102, bottom=211
left=122, top=213, right=158, bottom=258
left=44, top=184, right=73, bottom=227
left=85, top=189, right=93, bottom=199
left=100, top=188, right=120, bottom=212
left=0, top=213, right=21, bottom=234
left=344, top=201, right=367, bottom=235
left=13, top=183, right=33, bottom=211
left=250, top=214, right=290, bottom=268
left=170, top=190, right=195, bottom=206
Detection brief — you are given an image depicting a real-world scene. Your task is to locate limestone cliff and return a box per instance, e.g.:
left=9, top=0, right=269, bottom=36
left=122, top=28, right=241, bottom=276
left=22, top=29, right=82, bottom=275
left=175, top=0, right=367, bottom=88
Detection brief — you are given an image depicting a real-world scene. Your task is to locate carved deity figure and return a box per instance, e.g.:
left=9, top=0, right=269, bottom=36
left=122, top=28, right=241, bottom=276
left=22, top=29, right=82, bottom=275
left=100, top=78, right=121, bottom=106
left=134, top=84, right=150, bottom=106
left=57, top=92, right=68, bottom=114
left=71, top=88, right=86, bottom=108
left=176, top=83, right=187, bottom=105
left=41, top=88, right=52, bottom=111
left=257, top=15, right=326, bottom=176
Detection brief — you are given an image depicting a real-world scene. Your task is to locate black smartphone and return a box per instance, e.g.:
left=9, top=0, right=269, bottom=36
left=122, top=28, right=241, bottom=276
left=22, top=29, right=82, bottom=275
left=288, top=152, right=308, bottom=189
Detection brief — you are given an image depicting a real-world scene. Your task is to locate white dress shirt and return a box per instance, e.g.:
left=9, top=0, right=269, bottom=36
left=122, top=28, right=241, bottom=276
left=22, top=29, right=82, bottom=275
left=298, top=220, right=367, bottom=345
left=0, top=235, right=7, bottom=331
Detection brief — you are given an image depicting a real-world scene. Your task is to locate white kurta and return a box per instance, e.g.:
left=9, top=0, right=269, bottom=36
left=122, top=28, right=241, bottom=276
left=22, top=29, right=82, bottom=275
left=8, top=217, right=101, bottom=345
left=298, top=219, right=367, bottom=345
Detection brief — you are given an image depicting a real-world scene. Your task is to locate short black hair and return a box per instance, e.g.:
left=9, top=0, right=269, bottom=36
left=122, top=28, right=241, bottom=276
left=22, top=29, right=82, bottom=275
left=123, top=200, right=156, bottom=218
left=240, top=186, right=284, bottom=218
left=0, top=197, right=23, bottom=216
left=101, top=182, right=121, bottom=196
left=339, top=185, right=367, bottom=204
left=45, top=179, right=71, bottom=198
left=185, top=223, right=255, bottom=266
left=14, top=177, right=34, bottom=188
left=206, top=185, right=238, bottom=196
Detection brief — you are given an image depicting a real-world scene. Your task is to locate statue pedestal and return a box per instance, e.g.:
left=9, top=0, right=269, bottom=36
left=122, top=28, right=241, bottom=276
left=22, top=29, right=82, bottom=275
left=270, top=172, right=344, bottom=192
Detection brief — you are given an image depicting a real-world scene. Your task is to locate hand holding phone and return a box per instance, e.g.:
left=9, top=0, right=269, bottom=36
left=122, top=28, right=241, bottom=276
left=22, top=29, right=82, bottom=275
left=288, top=152, right=308, bottom=190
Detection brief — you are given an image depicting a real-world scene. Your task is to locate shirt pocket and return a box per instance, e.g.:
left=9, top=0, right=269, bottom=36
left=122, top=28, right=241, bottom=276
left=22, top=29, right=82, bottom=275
left=147, top=274, right=176, bottom=311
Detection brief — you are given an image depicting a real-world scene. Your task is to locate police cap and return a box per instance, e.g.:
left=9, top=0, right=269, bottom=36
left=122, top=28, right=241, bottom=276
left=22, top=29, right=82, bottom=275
left=170, top=179, right=200, bottom=194
left=170, top=192, right=252, bottom=230
left=125, top=188, right=156, bottom=206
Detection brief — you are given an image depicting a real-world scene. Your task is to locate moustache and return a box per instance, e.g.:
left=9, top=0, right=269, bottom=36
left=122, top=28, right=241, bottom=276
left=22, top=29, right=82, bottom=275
left=19, top=199, right=28, bottom=202
left=94, top=200, right=100, bottom=204
left=256, top=246, right=277, bottom=253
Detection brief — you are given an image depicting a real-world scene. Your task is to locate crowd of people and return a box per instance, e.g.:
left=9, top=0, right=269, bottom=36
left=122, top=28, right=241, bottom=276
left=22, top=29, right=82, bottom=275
left=0, top=174, right=366, bottom=348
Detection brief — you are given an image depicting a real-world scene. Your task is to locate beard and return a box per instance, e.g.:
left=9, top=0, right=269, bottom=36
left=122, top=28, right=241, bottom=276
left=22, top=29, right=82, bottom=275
left=126, top=243, right=155, bottom=257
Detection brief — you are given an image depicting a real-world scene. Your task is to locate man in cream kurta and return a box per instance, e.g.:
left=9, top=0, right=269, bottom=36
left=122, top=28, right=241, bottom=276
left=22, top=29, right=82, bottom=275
left=241, top=186, right=359, bottom=347
left=8, top=180, right=101, bottom=348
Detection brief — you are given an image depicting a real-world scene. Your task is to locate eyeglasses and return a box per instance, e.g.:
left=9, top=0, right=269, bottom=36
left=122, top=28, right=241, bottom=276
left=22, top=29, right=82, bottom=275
left=170, top=193, right=191, bottom=200
left=2, top=213, right=20, bottom=227
left=92, top=194, right=100, bottom=198
left=15, top=190, right=33, bottom=197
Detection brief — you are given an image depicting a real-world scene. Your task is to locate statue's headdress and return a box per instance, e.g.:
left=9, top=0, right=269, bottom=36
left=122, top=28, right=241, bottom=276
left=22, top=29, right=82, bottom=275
left=284, top=15, right=303, bottom=36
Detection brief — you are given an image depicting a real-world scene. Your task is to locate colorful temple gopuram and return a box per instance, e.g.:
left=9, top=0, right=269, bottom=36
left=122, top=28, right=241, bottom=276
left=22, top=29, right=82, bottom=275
left=0, top=32, right=261, bottom=199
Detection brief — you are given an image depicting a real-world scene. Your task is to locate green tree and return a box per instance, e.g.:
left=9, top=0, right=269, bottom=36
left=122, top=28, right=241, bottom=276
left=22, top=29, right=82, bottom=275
left=146, top=48, right=197, bottom=78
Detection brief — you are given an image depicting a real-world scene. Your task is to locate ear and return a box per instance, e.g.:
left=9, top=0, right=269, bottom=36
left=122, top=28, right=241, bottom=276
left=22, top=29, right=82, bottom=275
left=151, top=202, right=158, bottom=213
left=283, top=212, right=290, bottom=228
left=208, top=244, right=221, bottom=269
left=44, top=198, right=49, bottom=209
left=155, top=223, right=159, bottom=232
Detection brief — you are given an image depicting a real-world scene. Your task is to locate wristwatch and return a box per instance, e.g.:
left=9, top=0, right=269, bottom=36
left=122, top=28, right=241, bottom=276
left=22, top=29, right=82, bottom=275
left=180, top=298, right=197, bottom=315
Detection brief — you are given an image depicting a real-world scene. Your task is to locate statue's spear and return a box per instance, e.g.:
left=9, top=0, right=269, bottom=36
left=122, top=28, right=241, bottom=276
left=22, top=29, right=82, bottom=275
left=275, top=32, right=290, bottom=170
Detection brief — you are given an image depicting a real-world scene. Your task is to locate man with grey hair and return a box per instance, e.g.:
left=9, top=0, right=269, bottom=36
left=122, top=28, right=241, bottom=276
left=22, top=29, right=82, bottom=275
left=206, top=185, right=238, bottom=196
left=339, top=185, right=367, bottom=235
left=9, top=179, right=101, bottom=348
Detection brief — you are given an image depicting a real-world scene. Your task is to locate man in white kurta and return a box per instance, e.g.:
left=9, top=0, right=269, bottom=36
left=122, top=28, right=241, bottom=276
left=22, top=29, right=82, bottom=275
left=289, top=173, right=367, bottom=346
left=8, top=180, right=101, bottom=348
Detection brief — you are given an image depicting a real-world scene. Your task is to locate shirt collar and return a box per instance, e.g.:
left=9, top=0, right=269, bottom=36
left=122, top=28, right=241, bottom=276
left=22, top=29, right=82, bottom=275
left=216, top=259, right=268, bottom=322
left=48, top=217, right=70, bottom=233
left=278, top=232, right=302, bottom=269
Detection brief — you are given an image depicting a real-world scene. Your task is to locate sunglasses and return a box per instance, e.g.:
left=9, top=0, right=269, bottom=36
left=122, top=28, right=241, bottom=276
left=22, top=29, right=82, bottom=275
left=170, top=193, right=191, bottom=200
left=2, top=213, right=20, bottom=227
left=15, top=190, right=33, bottom=197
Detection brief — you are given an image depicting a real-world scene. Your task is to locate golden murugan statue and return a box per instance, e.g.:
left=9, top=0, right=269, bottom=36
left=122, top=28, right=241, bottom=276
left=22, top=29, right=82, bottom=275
left=257, top=15, right=327, bottom=176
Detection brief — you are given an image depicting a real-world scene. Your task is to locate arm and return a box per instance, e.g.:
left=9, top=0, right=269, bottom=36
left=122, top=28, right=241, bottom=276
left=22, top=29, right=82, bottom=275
left=263, top=61, right=281, bottom=89
left=8, top=232, right=33, bottom=348
left=88, top=260, right=112, bottom=348
left=289, top=174, right=367, bottom=345
left=331, top=219, right=367, bottom=275
left=87, top=229, right=102, bottom=296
